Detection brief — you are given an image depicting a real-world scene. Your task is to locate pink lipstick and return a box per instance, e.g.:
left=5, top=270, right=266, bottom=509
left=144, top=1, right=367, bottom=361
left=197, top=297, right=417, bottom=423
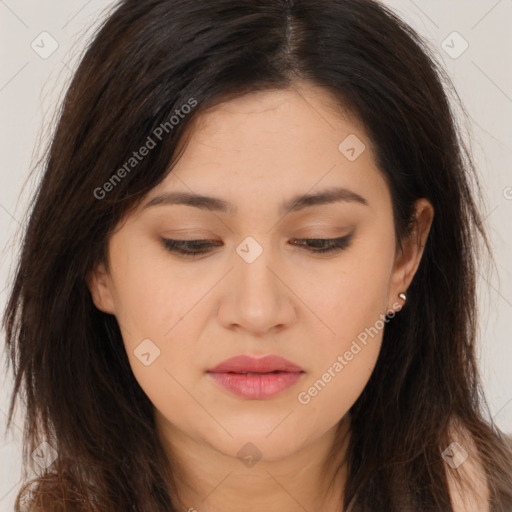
left=206, top=355, right=305, bottom=399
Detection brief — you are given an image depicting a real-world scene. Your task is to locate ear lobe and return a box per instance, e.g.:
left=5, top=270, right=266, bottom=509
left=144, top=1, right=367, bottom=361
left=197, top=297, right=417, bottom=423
left=86, top=262, right=116, bottom=314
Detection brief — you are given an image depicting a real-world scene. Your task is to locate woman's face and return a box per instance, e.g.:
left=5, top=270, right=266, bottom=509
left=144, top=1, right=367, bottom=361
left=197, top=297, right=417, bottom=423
left=88, top=83, right=432, bottom=464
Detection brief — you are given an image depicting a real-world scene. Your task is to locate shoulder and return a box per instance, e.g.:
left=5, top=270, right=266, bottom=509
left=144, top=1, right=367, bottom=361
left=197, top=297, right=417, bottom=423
left=444, top=421, right=490, bottom=512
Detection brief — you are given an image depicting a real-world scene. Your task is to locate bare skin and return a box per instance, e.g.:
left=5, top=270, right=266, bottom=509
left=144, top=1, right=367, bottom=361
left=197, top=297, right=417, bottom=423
left=87, top=82, right=434, bottom=511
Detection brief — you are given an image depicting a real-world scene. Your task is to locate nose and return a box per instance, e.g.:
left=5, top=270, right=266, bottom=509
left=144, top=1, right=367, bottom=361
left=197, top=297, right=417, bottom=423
left=216, top=242, right=297, bottom=337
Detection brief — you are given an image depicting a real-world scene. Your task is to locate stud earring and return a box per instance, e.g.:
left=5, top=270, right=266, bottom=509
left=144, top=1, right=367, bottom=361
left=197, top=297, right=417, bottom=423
left=398, top=292, right=407, bottom=303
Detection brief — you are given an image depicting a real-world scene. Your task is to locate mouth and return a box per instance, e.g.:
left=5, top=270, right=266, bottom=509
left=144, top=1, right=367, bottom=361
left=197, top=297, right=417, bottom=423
left=206, top=355, right=305, bottom=399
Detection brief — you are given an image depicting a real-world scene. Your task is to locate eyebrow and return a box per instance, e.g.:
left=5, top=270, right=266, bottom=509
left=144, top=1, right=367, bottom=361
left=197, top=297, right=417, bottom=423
left=143, top=186, right=368, bottom=216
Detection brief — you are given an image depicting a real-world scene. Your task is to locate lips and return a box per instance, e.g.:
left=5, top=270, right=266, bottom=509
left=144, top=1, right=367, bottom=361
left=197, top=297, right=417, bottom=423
left=208, top=354, right=304, bottom=374
left=207, top=355, right=305, bottom=399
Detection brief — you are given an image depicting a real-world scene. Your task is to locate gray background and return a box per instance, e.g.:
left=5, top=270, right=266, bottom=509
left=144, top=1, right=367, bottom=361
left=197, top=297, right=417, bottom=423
left=1, top=1, right=511, bottom=510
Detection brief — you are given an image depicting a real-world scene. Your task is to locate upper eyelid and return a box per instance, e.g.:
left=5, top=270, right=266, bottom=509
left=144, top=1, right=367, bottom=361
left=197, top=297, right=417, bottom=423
left=158, top=222, right=357, bottom=240
left=160, top=234, right=353, bottom=250
left=161, top=235, right=352, bottom=242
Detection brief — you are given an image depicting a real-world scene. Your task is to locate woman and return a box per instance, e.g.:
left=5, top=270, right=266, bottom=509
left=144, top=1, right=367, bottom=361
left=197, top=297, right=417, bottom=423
left=3, top=0, right=512, bottom=510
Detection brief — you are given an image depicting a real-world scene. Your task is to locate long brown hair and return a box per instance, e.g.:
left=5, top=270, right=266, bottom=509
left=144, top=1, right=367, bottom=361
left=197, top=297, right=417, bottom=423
left=3, top=0, right=512, bottom=510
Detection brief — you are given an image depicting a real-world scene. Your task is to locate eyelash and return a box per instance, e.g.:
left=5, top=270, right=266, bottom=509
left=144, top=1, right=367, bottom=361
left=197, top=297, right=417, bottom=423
left=161, top=235, right=353, bottom=257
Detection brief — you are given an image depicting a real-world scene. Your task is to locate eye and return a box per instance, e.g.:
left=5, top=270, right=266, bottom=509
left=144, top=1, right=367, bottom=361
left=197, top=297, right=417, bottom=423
left=161, top=238, right=222, bottom=257
left=289, top=234, right=353, bottom=253
left=161, top=234, right=353, bottom=257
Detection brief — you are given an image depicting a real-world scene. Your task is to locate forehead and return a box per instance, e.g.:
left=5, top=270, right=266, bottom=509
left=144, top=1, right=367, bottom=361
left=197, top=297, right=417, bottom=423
left=145, top=84, right=389, bottom=215
left=186, top=85, right=361, bottom=157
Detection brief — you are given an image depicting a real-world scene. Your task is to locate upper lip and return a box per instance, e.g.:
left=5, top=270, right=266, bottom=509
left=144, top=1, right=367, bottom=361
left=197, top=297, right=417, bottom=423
left=207, top=355, right=304, bottom=374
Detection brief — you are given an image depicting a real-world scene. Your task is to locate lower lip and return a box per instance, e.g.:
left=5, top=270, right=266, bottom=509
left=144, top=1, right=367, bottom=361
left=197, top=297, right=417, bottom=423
left=207, top=371, right=305, bottom=399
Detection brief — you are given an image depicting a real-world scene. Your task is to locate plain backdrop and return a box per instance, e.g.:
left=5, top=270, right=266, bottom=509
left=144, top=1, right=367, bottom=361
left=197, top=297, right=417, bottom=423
left=1, top=1, right=511, bottom=510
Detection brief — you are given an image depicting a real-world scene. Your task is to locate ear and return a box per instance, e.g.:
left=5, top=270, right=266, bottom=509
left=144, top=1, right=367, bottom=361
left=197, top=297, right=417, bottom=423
left=86, top=262, right=116, bottom=314
left=388, top=198, right=434, bottom=307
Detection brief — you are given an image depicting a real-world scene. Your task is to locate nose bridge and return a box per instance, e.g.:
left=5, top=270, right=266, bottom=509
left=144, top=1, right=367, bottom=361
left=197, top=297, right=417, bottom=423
left=235, top=235, right=280, bottom=308
left=219, top=235, right=296, bottom=333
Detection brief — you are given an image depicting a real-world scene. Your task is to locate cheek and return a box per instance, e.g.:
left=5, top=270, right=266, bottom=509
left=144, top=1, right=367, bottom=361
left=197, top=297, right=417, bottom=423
left=307, top=234, right=394, bottom=355
left=294, top=287, right=388, bottom=434
left=293, top=236, right=394, bottom=422
left=107, top=236, right=199, bottom=339
left=295, top=337, right=381, bottom=440
left=105, top=239, right=211, bottom=411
